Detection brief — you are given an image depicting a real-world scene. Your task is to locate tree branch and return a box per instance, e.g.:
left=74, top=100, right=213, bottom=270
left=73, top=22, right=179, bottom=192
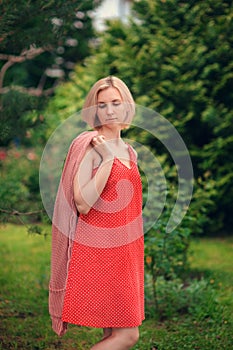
left=0, top=60, right=14, bottom=93
left=0, top=208, right=44, bottom=216
left=0, top=85, right=57, bottom=97
left=0, top=45, right=53, bottom=98
left=0, top=46, right=50, bottom=63
left=0, top=208, right=50, bottom=237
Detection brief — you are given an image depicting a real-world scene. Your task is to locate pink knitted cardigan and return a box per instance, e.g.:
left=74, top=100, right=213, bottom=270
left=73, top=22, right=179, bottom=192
left=49, top=130, right=98, bottom=336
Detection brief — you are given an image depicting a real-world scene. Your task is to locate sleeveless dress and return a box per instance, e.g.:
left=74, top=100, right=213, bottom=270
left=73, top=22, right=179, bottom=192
left=62, top=145, right=144, bottom=328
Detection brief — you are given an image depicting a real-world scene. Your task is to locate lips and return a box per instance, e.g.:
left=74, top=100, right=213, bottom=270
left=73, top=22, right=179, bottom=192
left=106, top=117, right=118, bottom=121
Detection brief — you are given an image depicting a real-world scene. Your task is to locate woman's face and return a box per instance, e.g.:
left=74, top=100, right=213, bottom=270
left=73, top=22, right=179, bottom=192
left=96, top=87, right=125, bottom=128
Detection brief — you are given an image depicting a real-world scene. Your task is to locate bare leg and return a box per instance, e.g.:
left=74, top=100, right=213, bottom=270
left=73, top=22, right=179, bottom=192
left=91, top=327, right=139, bottom=350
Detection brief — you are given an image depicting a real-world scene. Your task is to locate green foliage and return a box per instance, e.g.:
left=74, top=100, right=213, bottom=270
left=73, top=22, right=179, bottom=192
left=0, top=146, right=43, bottom=222
left=34, top=2, right=233, bottom=325
left=0, top=0, right=100, bottom=54
left=0, top=91, right=46, bottom=146
left=145, top=276, right=221, bottom=322
left=43, top=64, right=99, bottom=133
left=50, top=0, right=232, bottom=233
left=145, top=218, right=191, bottom=278
left=0, top=0, right=102, bottom=146
left=1, top=224, right=232, bottom=349
left=3, top=0, right=232, bottom=233
left=144, top=212, right=192, bottom=317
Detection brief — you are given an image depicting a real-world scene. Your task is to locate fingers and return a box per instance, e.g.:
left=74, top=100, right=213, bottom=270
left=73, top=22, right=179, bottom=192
left=91, top=135, right=113, bottom=160
left=92, top=135, right=105, bottom=146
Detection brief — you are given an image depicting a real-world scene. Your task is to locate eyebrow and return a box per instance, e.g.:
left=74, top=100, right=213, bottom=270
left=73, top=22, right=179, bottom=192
left=97, top=98, right=122, bottom=103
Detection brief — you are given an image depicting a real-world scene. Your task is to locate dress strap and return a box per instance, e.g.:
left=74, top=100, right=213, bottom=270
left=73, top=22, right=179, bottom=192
left=127, top=144, right=137, bottom=164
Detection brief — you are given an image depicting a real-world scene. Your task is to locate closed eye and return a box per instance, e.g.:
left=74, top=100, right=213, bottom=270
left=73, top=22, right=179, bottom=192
left=98, top=100, right=122, bottom=109
left=113, top=101, right=121, bottom=106
left=98, top=103, right=107, bottom=109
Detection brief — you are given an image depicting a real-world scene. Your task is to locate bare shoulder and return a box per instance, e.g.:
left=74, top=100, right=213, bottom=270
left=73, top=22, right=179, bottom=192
left=82, top=144, right=102, bottom=168
left=129, top=145, right=138, bottom=159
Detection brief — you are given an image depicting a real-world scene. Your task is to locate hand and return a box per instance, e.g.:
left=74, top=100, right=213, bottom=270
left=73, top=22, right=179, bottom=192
left=91, top=135, right=113, bottom=161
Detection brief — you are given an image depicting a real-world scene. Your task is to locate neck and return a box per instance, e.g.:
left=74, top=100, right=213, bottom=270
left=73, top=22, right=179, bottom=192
left=98, top=126, right=121, bottom=141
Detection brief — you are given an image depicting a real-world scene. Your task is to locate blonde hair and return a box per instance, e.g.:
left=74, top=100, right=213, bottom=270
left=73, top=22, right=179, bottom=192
left=81, top=76, right=135, bottom=129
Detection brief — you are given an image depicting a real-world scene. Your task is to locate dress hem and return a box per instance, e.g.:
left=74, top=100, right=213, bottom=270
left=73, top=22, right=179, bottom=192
left=61, top=317, right=145, bottom=329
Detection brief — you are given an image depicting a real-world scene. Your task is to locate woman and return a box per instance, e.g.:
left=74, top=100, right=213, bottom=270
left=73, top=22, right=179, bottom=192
left=49, top=76, right=144, bottom=349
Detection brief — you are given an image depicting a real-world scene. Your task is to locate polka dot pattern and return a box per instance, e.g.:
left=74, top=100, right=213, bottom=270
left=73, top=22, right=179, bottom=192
left=62, top=146, right=144, bottom=328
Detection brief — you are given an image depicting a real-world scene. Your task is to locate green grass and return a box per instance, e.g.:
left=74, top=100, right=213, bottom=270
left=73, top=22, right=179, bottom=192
left=0, top=224, right=233, bottom=349
left=189, top=237, right=233, bottom=306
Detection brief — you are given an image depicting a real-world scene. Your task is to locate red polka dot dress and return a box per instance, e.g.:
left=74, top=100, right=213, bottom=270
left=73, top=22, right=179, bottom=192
left=62, top=145, right=144, bottom=328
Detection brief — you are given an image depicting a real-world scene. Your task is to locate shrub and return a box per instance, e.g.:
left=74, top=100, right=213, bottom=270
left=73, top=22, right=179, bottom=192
left=145, top=276, right=222, bottom=322
left=0, top=146, right=43, bottom=223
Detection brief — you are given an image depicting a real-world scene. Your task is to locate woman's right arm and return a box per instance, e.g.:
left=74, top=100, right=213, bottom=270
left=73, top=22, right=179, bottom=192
left=73, top=135, right=114, bottom=214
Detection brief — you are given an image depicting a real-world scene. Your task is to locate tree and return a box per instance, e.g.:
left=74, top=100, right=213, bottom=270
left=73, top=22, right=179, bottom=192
left=43, top=0, right=233, bottom=233
left=0, top=0, right=102, bottom=146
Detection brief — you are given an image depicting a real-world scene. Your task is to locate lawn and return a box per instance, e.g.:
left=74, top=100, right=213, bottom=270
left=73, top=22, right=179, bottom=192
left=0, top=224, right=232, bottom=349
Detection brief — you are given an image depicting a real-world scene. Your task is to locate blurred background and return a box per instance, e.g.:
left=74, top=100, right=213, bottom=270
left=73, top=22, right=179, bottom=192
left=0, top=1, right=232, bottom=349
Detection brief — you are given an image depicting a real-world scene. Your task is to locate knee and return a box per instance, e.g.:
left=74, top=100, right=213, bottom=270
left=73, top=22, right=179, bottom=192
left=112, top=327, right=140, bottom=349
left=124, top=328, right=140, bottom=348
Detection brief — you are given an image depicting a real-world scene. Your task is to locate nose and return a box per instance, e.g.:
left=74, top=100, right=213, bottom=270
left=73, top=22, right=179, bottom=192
left=106, top=103, right=114, bottom=115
